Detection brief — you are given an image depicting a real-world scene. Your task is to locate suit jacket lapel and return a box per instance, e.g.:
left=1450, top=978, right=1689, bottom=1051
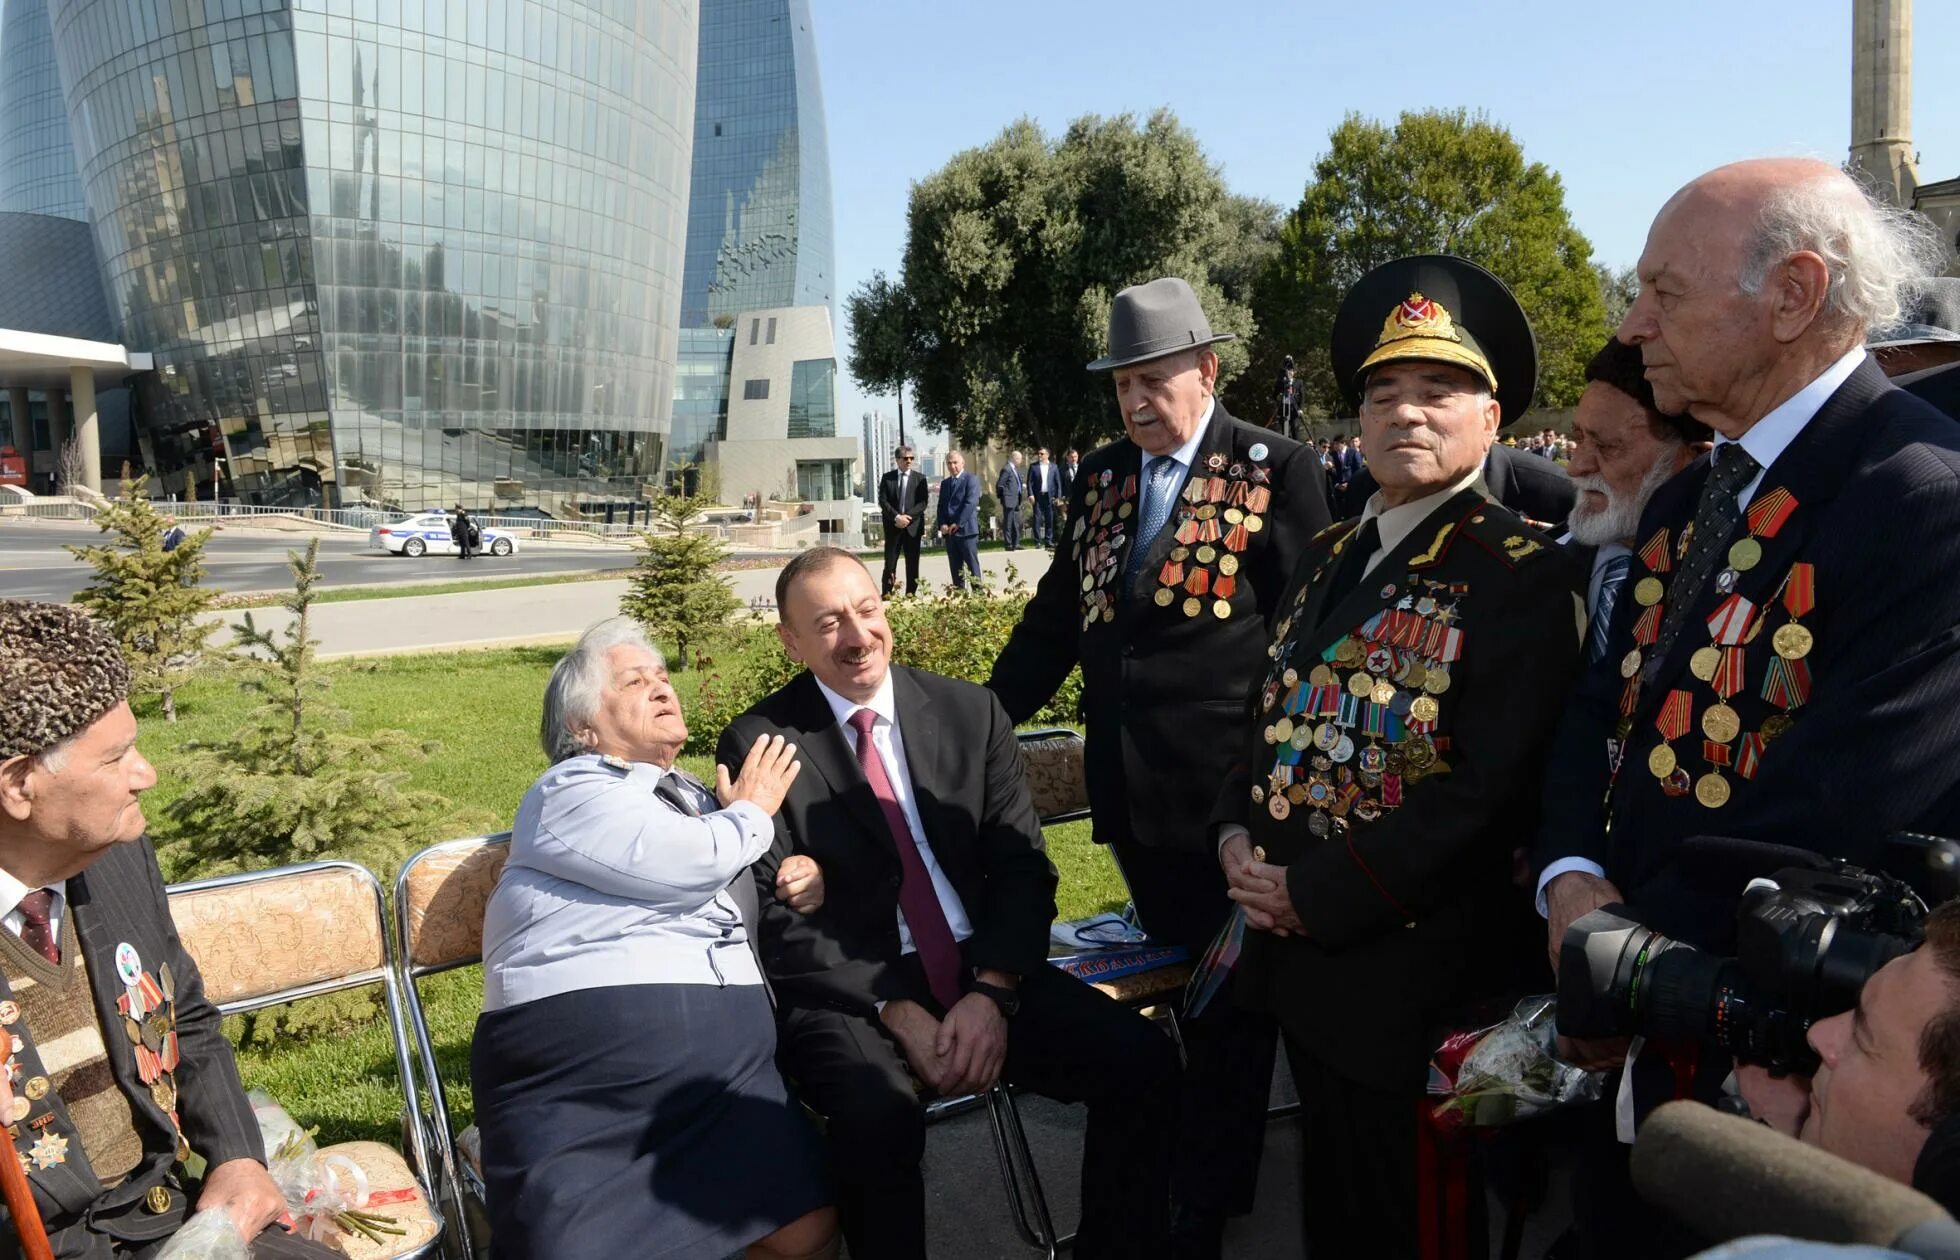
left=890, top=667, right=940, bottom=833
left=1298, top=487, right=1488, bottom=660
left=783, top=674, right=899, bottom=855
left=1631, top=359, right=1891, bottom=727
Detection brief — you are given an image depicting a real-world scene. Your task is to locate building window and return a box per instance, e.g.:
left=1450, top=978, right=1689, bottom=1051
left=742, top=378, right=770, bottom=400
left=749, top=318, right=760, bottom=345
left=797, top=459, right=852, bottom=502
left=766, top=316, right=777, bottom=344
left=787, top=358, right=837, bottom=439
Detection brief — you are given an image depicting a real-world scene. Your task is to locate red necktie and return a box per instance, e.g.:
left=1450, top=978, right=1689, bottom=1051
left=16, top=890, right=58, bottom=965
left=848, top=708, right=962, bottom=1010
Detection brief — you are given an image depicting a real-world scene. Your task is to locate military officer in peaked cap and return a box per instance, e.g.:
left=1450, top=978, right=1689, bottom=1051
left=988, top=276, right=1330, bottom=1256
left=1212, top=256, right=1583, bottom=1259
left=0, top=600, right=338, bottom=1258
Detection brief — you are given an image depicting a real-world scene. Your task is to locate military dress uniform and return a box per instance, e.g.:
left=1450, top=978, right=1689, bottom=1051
left=988, top=277, right=1332, bottom=1235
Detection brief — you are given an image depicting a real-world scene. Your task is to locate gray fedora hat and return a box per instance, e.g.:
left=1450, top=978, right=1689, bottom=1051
left=1086, top=277, right=1235, bottom=372
left=1869, top=277, right=1960, bottom=348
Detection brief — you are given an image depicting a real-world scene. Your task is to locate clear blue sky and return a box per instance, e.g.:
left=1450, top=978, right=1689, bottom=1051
left=812, top=0, right=1960, bottom=446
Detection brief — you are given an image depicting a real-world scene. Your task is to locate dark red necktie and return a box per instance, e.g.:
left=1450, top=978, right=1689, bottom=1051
left=16, top=890, right=58, bottom=965
left=848, top=708, right=962, bottom=1010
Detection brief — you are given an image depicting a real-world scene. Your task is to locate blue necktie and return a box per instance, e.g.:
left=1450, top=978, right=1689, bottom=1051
left=1587, top=552, right=1631, bottom=664
left=1128, top=455, right=1182, bottom=585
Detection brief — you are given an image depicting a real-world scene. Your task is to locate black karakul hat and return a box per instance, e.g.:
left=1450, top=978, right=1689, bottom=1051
left=1331, top=254, right=1539, bottom=428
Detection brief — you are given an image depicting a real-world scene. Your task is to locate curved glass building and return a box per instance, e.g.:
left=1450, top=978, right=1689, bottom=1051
left=0, top=0, right=87, bottom=220
left=672, top=0, right=835, bottom=470
left=41, top=0, right=698, bottom=511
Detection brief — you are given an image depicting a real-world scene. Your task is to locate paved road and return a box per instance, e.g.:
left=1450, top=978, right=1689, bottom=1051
left=0, top=522, right=634, bottom=602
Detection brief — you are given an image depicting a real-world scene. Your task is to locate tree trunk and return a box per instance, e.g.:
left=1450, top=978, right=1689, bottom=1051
left=162, top=688, right=176, bottom=723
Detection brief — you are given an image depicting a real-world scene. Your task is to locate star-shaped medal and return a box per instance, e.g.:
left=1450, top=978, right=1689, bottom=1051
left=28, top=1131, right=67, bottom=1169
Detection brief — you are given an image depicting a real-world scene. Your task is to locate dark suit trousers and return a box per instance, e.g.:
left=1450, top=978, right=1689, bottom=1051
left=882, top=525, right=921, bottom=595
left=1284, top=1039, right=1486, bottom=1260
left=1112, top=840, right=1278, bottom=1220
left=777, top=964, right=1178, bottom=1260
left=1002, top=503, right=1023, bottom=549
left=945, top=534, right=980, bottom=588
left=1031, top=496, right=1055, bottom=546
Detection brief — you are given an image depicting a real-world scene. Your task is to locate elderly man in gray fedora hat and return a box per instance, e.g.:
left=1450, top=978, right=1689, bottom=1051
left=989, top=276, right=1331, bottom=1258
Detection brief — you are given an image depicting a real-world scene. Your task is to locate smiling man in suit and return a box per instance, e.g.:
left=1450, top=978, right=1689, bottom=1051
left=718, top=548, right=1177, bottom=1260
left=0, top=600, right=335, bottom=1259
left=1213, top=256, right=1583, bottom=1259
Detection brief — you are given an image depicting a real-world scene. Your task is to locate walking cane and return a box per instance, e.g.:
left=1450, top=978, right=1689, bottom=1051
left=0, top=1137, right=54, bottom=1260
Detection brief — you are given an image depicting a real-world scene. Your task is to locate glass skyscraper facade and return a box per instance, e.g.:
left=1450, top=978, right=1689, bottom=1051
left=41, top=0, right=697, bottom=510
left=0, top=0, right=87, bottom=219
left=670, top=0, right=834, bottom=468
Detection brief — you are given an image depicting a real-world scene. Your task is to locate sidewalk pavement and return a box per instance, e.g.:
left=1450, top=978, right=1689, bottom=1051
left=212, top=546, right=1056, bottom=658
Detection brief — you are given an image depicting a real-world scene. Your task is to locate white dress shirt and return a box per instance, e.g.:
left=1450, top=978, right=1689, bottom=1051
left=0, top=867, right=63, bottom=945
left=482, top=755, right=774, bottom=1011
left=815, top=673, right=975, bottom=955
left=1534, top=347, right=1868, bottom=915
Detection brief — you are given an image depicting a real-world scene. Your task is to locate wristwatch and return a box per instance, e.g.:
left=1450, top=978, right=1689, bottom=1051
left=970, top=980, right=1021, bottom=1018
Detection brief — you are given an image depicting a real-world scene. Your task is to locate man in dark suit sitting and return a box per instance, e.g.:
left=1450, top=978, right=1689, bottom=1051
left=877, top=444, right=929, bottom=596
left=0, top=601, right=335, bottom=1259
left=719, top=549, right=1177, bottom=1260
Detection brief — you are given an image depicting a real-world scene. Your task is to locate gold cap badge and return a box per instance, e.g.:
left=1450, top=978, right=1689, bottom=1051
left=1357, top=292, right=1498, bottom=393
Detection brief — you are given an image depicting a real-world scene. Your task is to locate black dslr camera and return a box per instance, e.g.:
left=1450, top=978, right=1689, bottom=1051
left=1555, top=842, right=1946, bottom=1073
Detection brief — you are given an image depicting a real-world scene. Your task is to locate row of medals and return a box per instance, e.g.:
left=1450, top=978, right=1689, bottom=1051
left=0, top=998, right=66, bottom=1172
left=1072, top=454, right=1272, bottom=627
left=1617, top=528, right=1813, bottom=809
left=1249, top=582, right=1457, bottom=833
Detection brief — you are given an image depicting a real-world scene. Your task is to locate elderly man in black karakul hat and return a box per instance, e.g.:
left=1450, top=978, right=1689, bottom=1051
left=0, top=600, right=340, bottom=1259
left=1210, top=256, right=1584, bottom=1259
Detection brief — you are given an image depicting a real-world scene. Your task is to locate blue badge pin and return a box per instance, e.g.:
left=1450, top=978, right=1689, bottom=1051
left=1249, top=442, right=1269, bottom=462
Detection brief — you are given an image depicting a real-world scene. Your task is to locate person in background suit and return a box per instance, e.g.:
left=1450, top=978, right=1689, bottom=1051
left=720, top=549, right=1177, bottom=1260
left=0, top=600, right=338, bottom=1259
left=1534, top=159, right=1960, bottom=1258
left=988, top=277, right=1330, bottom=1259
left=936, top=451, right=981, bottom=589
left=877, top=445, right=930, bottom=596
left=1346, top=428, right=1578, bottom=530
left=995, top=450, right=1026, bottom=551
left=1214, top=254, right=1582, bottom=1260
left=1027, top=447, right=1061, bottom=548
left=1058, top=449, right=1080, bottom=519
left=1332, top=434, right=1364, bottom=514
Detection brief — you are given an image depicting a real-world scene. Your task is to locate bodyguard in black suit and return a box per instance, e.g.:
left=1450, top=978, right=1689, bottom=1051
left=1348, top=438, right=1577, bottom=530
left=1216, top=256, right=1582, bottom=1259
left=720, top=550, right=1177, bottom=1260
left=0, top=601, right=333, bottom=1259
left=987, top=277, right=1329, bottom=1256
left=877, top=444, right=929, bottom=595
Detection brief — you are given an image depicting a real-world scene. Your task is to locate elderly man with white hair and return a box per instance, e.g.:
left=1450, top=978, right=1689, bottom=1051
left=471, top=618, right=839, bottom=1260
left=1535, top=157, right=1960, bottom=1255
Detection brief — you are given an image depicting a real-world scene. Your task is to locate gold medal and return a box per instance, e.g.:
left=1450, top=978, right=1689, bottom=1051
left=1728, top=537, right=1762, bottom=571
left=1772, top=623, right=1813, bottom=660
left=1403, top=661, right=1428, bottom=691
left=1366, top=680, right=1391, bottom=706
left=1101, top=607, right=1115, bottom=624
left=1620, top=648, right=1643, bottom=680
left=1648, top=743, right=1678, bottom=779
left=1081, top=575, right=1095, bottom=594
left=1224, top=507, right=1244, bottom=525
left=1287, top=783, right=1310, bottom=805
left=22, top=1077, right=47, bottom=1102
left=1213, top=599, right=1232, bottom=619
left=1761, top=713, right=1794, bottom=741
left=150, top=1080, right=175, bottom=1112
left=1282, top=667, right=1299, bottom=687
left=1219, top=553, right=1240, bottom=576
left=1262, top=725, right=1276, bottom=745
left=1153, top=587, right=1174, bottom=607
left=1273, top=718, right=1295, bottom=745
left=1701, top=703, right=1742, bottom=744
left=146, top=1184, right=171, bottom=1214
left=1245, top=514, right=1264, bottom=533
left=1252, top=845, right=1266, bottom=862
left=1171, top=546, right=1190, bottom=562
left=1409, top=696, right=1441, bottom=724
left=1182, top=597, right=1201, bottom=618
left=1117, top=502, right=1133, bottom=519
left=1309, top=664, right=1334, bottom=687
left=1633, top=577, right=1665, bottom=607
left=1421, top=667, right=1451, bottom=695
left=1196, top=545, right=1218, bottom=564
left=1695, top=772, right=1732, bottom=809
left=1269, top=795, right=1291, bottom=821
left=1251, top=784, right=1266, bottom=803
left=1689, top=646, right=1721, bottom=682
left=1347, top=671, right=1375, bottom=698
left=125, top=1018, right=142, bottom=1045
left=1084, top=489, right=1100, bottom=508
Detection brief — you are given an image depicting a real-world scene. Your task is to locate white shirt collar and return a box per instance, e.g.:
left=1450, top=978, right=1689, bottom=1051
left=815, top=671, right=898, bottom=732
left=1148, top=398, right=1215, bottom=471
left=0, top=867, right=60, bottom=921
left=1715, top=346, right=1867, bottom=474
left=1361, top=465, right=1485, bottom=557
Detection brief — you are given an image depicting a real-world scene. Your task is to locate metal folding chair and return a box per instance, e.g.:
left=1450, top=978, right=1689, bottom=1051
left=167, top=860, right=444, bottom=1259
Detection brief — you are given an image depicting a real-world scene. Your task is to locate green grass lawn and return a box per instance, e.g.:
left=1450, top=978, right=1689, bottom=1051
left=140, top=649, right=1124, bottom=1146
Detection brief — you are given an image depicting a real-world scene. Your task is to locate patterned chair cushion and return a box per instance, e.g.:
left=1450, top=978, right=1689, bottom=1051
left=1017, top=735, right=1089, bottom=823
left=400, top=838, right=510, bottom=970
left=314, top=1139, right=441, bottom=1259
left=169, top=866, right=385, bottom=1008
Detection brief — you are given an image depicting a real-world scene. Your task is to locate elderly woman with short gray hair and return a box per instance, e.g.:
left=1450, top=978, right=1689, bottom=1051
left=471, top=618, right=837, bottom=1260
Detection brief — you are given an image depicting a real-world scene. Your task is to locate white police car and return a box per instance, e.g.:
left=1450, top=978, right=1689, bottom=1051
left=368, top=513, right=519, bottom=558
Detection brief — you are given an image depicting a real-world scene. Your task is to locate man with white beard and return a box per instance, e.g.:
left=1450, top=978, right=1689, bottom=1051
left=1560, top=336, right=1710, bottom=664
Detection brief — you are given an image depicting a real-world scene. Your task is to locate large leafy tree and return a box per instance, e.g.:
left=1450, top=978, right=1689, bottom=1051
left=848, top=110, right=1272, bottom=456
left=1252, top=109, right=1608, bottom=422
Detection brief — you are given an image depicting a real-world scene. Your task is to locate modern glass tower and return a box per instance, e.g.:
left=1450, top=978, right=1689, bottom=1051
left=40, top=0, right=698, bottom=511
left=671, top=0, right=835, bottom=469
left=0, top=0, right=87, bottom=220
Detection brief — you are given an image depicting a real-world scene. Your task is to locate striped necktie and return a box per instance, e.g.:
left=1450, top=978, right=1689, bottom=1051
left=1587, top=552, right=1632, bottom=664
left=1646, top=443, right=1761, bottom=677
